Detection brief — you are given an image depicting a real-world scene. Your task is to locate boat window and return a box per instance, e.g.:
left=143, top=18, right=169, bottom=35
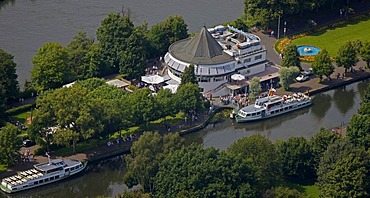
left=257, top=112, right=260, bottom=115
left=45, top=178, right=49, bottom=182
left=50, top=177, right=54, bottom=180
left=39, top=180, right=43, bottom=183
left=71, top=167, right=75, bottom=171
left=34, top=181, right=39, bottom=185
left=271, top=111, right=275, bottom=114
left=252, top=113, right=256, bottom=116
left=55, top=176, right=59, bottom=179
left=65, top=168, right=69, bottom=172
left=284, top=107, right=288, bottom=110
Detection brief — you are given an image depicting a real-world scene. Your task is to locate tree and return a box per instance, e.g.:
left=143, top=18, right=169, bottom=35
left=153, top=144, right=256, bottom=197
left=30, top=84, right=103, bottom=153
left=317, top=140, right=370, bottom=197
left=282, top=44, right=301, bottom=69
left=262, top=187, right=304, bottom=198
left=66, top=31, right=99, bottom=80
left=180, top=64, right=197, bottom=85
left=309, top=128, right=341, bottom=170
left=347, top=114, right=370, bottom=149
left=124, top=132, right=184, bottom=192
left=147, top=16, right=188, bottom=58
left=312, top=49, right=335, bottom=82
left=31, top=42, right=70, bottom=91
left=360, top=40, right=370, bottom=68
left=0, top=124, right=22, bottom=166
left=0, top=48, right=19, bottom=117
left=175, top=83, right=204, bottom=113
left=118, top=28, right=147, bottom=80
left=96, top=13, right=134, bottom=73
left=228, top=134, right=282, bottom=191
left=155, top=88, right=178, bottom=119
left=278, top=66, right=300, bottom=90
left=276, top=137, right=315, bottom=179
left=248, top=77, right=262, bottom=103
left=336, top=41, right=359, bottom=72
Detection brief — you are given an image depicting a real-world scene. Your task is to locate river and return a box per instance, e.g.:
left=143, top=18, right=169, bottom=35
left=0, top=0, right=369, bottom=197
left=2, top=80, right=368, bottom=198
left=0, top=0, right=243, bottom=87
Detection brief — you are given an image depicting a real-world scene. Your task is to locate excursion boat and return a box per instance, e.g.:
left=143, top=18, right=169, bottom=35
left=234, top=92, right=312, bottom=123
left=0, top=155, right=86, bottom=193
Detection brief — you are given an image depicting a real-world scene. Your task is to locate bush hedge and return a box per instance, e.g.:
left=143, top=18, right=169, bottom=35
left=5, top=104, right=35, bottom=116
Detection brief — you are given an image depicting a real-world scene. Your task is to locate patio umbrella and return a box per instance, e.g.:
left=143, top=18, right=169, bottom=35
left=141, top=74, right=165, bottom=84
left=231, top=74, right=245, bottom=81
left=163, top=84, right=179, bottom=94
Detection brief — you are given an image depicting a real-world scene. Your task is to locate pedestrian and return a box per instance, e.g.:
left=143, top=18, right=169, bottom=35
left=184, top=116, right=187, bottom=123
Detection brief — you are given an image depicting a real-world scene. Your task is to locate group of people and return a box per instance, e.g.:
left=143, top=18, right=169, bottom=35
left=220, top=94, right=251, bottom=107
left=106, top=134, right=136, bottom=147
left=22, top=149, right=31, bottom=162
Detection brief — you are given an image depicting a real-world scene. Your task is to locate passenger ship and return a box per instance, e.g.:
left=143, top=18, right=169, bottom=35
left=235, top=92, right=311, bottom=123
left=0, top=155, right=85, bottom=193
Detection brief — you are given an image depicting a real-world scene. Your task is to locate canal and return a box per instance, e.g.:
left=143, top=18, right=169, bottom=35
left=2, top=80, right=368, bottom=198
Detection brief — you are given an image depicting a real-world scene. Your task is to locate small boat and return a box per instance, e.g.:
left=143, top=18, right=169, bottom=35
left=235, top=92, right=311, bottom=123
left=0, top=154, right=86, bottom=193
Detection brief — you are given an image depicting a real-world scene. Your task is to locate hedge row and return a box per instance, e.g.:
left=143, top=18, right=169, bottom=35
left=5, top=104, right=36, bottom=116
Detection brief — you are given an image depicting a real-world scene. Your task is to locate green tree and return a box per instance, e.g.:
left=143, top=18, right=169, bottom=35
left=360, top=40, right=370, bottom=68
left=155, top=88, right=178, bottom=118
left=154, top=144, right=256, bottom=197
left=0, top=48, right=19, bottom=117
left=262, top=186, right=304, bottom=198
left=357, top=84, right=370, bottom=115
left=96, top=13, right=134, bottom=73
left=31, top=42, right=70, bottom=91
left=248, top=77, right=261, bottom=103
left=336, top=41, right=359, bottom=72
left=124, top=132, right=184, bottom=192
left=276, top=137, right=315, bottom=179
left=175, top=83, right=204, bottom=113
left=30, top=84, right=103, bottom=153
left=118, top=28, right=147, bottom=80
left=317, top=140, right=370, bottom=197
left=282, top=44, right=301, bottom=69
left=0, top=124, right=22, bottom=166
left=147, top=15, right=188, bottom=58
left=278, top=66, right=300, bottom=90
left=180, top=64, right=197, bottom=85
left=309, top=128, right=341, bottom=170
left=66, top=31, right=99, bottom=79
left=347, top=114, right=370, bottom=149
left=228, top=134, right=282, bottom=191
left=312, top=49, right=335, bottom=82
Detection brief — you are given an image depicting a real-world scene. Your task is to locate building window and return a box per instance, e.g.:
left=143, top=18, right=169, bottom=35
left=244, top=58, right=251, bottom=63
left=214, top=76, right=224, bottom=82
left=255, top=55, right=262, bottom=60
left=200, top=77, right=210, bottom=82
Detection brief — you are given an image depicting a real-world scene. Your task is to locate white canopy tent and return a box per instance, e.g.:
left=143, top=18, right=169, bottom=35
left=231, top=74, right=245, bottom=81
left=141, top=75, right=165, bottom=84
left=163, top=84, right=179, bottom=94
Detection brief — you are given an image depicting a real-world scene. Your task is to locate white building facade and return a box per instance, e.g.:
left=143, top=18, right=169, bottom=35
left=164, top=25, right=268, bottom=96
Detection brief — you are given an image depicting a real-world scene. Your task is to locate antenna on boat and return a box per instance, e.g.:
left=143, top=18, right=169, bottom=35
left=45, top=152, right=51, bottom=165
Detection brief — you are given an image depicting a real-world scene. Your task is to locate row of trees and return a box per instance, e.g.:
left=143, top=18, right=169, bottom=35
left=278, top=40, right=370, bottom=90
left=30, top=13, right=188, bottom=92
left=123, top=83, right=370, bottom=197
left=0, top=48, right=19, bottom=120
left=28, top=77, right=205, bottom=153
left=243, top=0, right=360, bottom=29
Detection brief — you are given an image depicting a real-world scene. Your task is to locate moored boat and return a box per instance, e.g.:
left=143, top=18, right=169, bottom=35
left=235, top=92, right=311, bottom=123
left=0, top=155, right=86, bottom=193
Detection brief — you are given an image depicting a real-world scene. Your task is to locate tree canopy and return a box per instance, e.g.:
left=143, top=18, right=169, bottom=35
left=282, top=44, right=301, bottom=69
left=31, top=42, right=71, bottom=92
left=312, top=49, right=335, bottom=82
left=278, top=66, right=300, bottom=90
left=0, top=124, right=22, bottom=166
left=0, top=48, right=19, bottom=118
left=180, top=64, right=197, bottom=86
left=248, top=77, right=262, bottom=102
left=360, top=40, right=370, bottom=68
left=335, top=41, right=359, bottom=72
left=154, top=144, right=256, bottom=197
left=175, top=83, right=204, bottom=113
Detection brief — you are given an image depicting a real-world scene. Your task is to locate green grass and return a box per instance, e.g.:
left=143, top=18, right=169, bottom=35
left=283, top=179, right=320, bottom=198
left=291, top=17, right=370, bottom=57
left=0, top=164, right=7, bottom=173
left=11, top=111, right=31, bottom=124
left=51, top=139, right=106, bottom=157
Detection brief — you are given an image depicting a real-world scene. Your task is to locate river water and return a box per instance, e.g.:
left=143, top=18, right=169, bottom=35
left=2, top=80, right=368, bottom=198
left=0, top=0, right=243, bottom=87
left=0, top=0, right=369, bottom=197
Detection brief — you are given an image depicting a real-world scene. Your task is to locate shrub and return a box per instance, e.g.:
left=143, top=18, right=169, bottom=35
left=5, top=104, right=35, bottom=116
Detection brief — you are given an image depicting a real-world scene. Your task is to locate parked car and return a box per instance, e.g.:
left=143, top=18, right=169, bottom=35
left=303, top=68, right=313, bottom=76
left=23, top=139, right=35, bottom=147
left=296, top=74, right=309, bottom=82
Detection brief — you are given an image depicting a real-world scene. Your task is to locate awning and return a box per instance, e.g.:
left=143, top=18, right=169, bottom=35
left=141, top=75, right=165, bottom=84
left=163, top=84, right=179, bottom=94
left=231, top=74, right=245, bottom=81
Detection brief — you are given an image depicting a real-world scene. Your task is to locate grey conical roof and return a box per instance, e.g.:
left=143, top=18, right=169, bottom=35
left=168, top=26, right=232, bottom=65
left=182, top=26, right=224, bottom=58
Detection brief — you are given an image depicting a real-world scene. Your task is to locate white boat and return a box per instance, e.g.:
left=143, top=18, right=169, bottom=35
left=0, top=156, right=86, bottom=193
left=235, top=93, right=311, bottom=123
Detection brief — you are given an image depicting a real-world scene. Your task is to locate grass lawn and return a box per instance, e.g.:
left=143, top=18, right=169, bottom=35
left=0, top=164, right=7, bottom=173
left=283, top=179, right=320, bottom=198
left=11, top=111, right=31, bottom=124
left=291, top=16, right=370, bottom=57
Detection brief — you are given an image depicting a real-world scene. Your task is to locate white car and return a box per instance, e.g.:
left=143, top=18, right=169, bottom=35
left=303, top=68, right=313, bottom=76
left=296, top=74, right=309, bottom=82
